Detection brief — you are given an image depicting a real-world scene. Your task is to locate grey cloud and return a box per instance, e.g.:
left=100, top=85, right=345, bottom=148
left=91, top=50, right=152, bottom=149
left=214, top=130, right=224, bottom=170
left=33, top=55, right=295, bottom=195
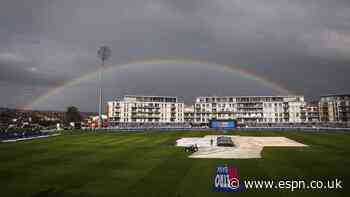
left=0, top=56, right=66, bottom=86
left=0, top=0, right=350, bottom=111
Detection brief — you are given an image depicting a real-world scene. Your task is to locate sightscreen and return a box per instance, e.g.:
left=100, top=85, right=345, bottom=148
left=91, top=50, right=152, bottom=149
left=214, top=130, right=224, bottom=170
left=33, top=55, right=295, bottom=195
left=210, top=120, right=236, bottom=129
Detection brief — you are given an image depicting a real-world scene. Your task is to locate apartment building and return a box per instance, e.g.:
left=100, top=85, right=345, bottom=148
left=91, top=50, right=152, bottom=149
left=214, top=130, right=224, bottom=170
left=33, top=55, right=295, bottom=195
left=107, top=95, right=184, bottom=127
left=319, top=94, right=350, bottom=122
left=194, top=96, right=305, bottom=124
left=184, top=105, right=195, bottom=124
left=305, top=101, right=320, bottom=122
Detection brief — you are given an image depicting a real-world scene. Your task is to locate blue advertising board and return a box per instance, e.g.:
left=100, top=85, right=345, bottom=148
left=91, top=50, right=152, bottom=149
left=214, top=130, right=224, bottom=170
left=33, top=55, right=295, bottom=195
left=210, top=120, right=236, bottom=129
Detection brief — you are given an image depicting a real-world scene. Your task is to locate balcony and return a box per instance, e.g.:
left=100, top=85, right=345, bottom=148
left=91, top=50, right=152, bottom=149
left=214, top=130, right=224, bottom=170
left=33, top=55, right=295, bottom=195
left=131, top=115, right=160, bottom=119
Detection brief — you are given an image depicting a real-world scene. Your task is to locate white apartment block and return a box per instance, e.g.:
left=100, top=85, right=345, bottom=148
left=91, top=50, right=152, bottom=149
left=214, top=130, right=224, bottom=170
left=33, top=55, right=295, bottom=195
left=184, top=105, right=195, bottom=124
left=194, top=96, right=305, bottom=124
left=305, top=101, right=320, bottom=122
left=319, top=94, right=350, bottom=122
left=107, top=95, right=184, bottom=127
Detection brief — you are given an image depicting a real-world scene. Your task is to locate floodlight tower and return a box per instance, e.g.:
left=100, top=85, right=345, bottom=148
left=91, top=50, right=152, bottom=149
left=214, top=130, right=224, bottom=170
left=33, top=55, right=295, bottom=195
left=97, top=46, right=111, bottom=128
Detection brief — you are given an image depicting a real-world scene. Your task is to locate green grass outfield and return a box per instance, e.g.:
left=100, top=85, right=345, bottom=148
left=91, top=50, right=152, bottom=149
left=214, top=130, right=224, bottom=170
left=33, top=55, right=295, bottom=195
left=1, top=130, right=349, bottom=197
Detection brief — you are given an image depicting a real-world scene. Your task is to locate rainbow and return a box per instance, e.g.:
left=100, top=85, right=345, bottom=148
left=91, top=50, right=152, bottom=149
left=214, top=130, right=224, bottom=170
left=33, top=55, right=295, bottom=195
left=24, top=58, right=296, bottom=109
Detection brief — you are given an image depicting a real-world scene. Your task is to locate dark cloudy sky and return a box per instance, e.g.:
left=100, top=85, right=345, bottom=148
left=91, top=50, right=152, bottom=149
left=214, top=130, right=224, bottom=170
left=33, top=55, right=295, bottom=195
left=1, top=0, right=350, bottom=112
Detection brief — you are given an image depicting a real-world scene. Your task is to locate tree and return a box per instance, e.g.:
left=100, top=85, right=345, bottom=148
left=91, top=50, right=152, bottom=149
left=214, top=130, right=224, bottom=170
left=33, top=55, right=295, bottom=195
left=65, top=106, right=82, bottom=124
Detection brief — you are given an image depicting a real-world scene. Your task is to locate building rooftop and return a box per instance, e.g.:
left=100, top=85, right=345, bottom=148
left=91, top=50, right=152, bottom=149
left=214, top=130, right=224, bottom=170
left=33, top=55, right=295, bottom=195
left=196, top=95, right=304, bottom=98
left=321, top=94, right=350, bottom=97
left=115, top=95, right=183, bottom=102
